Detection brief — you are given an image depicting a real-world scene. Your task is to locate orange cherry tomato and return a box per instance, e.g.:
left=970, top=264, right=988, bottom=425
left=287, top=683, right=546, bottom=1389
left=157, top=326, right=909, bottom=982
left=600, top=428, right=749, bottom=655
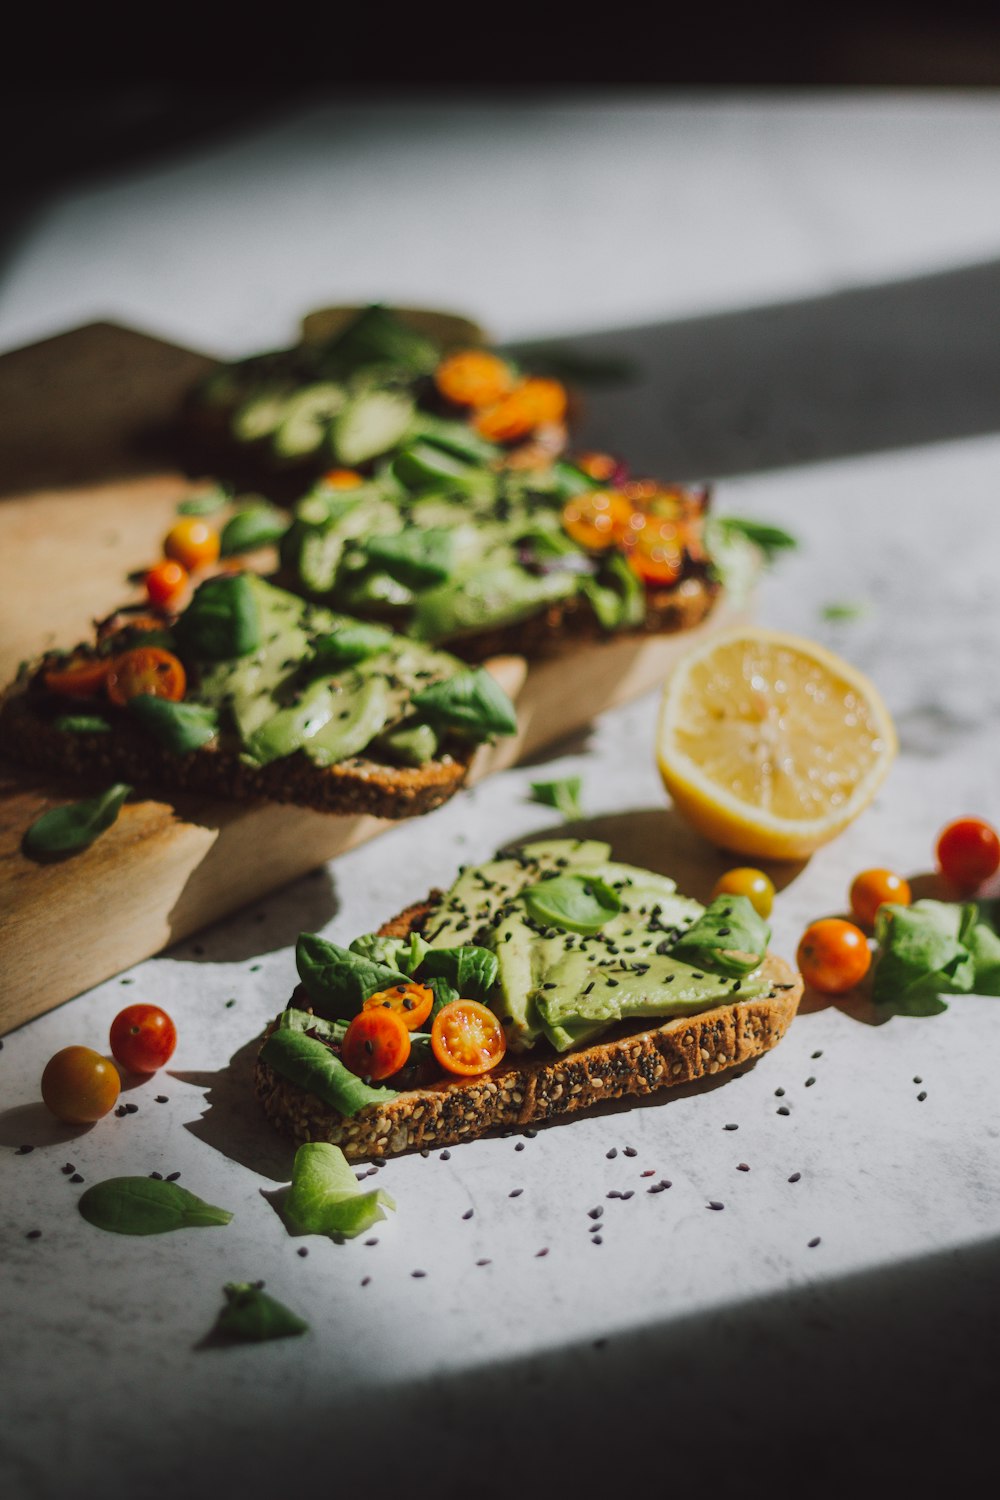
left=321, top=468, right=364, bottom=489
left=106, top=648, right=186, bottom=707
left=434, top=349, right=515, bottom=409
left=362, top=982, right=434, bottom=1031
left=41, top=1046, right=121, bottom=1124
left=109, top=1004, right=177, bottom=1073
left=163, top=517, right=220, bottom=571
left=561, top=491, right=635, bottom=551
left=713, top=867, right=775, bottom=919
left=574, top=451, right=619, bottom=482
left=145, top=559, right=189, bottom=611
left=797, top=918, right=871, bottom=996
left=43, top=655, right=112, bottom=699
left=474, top=378, right=568, bottom=443
left=341, top=1008, right=411, bottom=1081
left=935, top=817, right=1000, bottom=894
left=849, top=868, right=912, bottom=928
left=622, top=513, right=684, bottom=586
left=431, top=1000, right=507, bottom=1077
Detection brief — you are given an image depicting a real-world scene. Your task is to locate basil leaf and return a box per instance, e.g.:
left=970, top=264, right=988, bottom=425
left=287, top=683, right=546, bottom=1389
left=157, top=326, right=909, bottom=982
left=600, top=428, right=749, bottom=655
left=412, top=668, right=517, bottom=739
left=416, top=945, right=498, bottom=1002
left=283, top=1142, right=395, bottom=1240
left=669, top=895, right=770, bottom=977
left=79, top=1177, right=233, bottom=1235
left=363, top=528, right=454, bottom=588
left=51, top=713, right=111, bottom=734
left=129, top=697, right=219, bottom=754
left=219, top=503, right=288, bottom=556
left=311, top=621, right=395, bottom=669
left=208, top=1282, right=308, bottom=1343
left=530, top=776, right=583, bottom=820
left=23, top=783, right=132, bottom=858
left=295, top=932, right=410, bottom=1019
left=178, top=484, right=229, bottom=516
left=872, top=900, right=977, bottom=1014
left=711, top=516, right=797, bottom=563
left=177, top=574, right=260, bottom=660
left=522, top=873, right=622, bottom=935
left=259, top=1028, right=397, bottom=1116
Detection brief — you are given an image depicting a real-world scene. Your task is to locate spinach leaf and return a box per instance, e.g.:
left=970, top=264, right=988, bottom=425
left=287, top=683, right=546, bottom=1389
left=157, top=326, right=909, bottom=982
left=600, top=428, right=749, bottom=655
left=872, top=900, right=976, bottom=1014
left=416, top=945, right=499, bottom=1001
left=129, top=697, right=219, bottom=754
left=320, top=304, right=439, bottom=378
left=283, top=1142, right=395, bottom=1240
left=581, top=553, right=645, bottom=631
left=710, top=516, right=797, bottom=563
left=176, top=574, right=260, bottom=660
left=219, top=503, right=288, bottom=556
left=23, top=783, right=132, bottom=858
left=78, top=1177, right=233, bottom=1235
left=425, top=976, right=459, bottom=1020
left=296, top=932, right=410, bottom=1018
left=51, top=713, right=111, bottom=734
left=530, top=776, right=583, bottom=820
left=821, top=601, right=868, bottom=623
left=522, top=873, right=622, bottom=935
left=177, top=484, right=229, bottom=516
left=259, top=1029, right=398, bottom=1116
left=412, top=668, right=517, bottom=739
left=207, top=1282, right=308, bottom=1343
left=669, top=895, right=770, bottom=977
left=311, top=621, right=395, bottom=669
left=348, top=931, right=429, bottom=975
left=363, top=528, right=454, bottom=588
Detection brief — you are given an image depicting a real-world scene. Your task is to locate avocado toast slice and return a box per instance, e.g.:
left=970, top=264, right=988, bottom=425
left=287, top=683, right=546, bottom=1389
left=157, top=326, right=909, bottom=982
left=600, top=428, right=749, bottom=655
left=254, top=840, right=803, bottom=1157
left=0, top=573, right=517, bottom=819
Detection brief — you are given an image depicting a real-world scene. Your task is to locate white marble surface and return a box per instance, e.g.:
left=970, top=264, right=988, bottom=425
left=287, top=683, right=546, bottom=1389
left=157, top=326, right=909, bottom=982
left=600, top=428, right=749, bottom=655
left=3, top=93, right=1000, bottom=1498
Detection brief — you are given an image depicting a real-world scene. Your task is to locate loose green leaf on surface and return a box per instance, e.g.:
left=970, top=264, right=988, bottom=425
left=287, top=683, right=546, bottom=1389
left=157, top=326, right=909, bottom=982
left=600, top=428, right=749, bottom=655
left=295, top=932, right=410, bottom=1018
left=129, top=697, right=219, bottom=754
left=78, top=1177, right=233, bottom=1235
left=522, top=873, right=623, bottom=935
left=412, top=668, right=517, bottom=739
left=259, top=1028, right=398, bottom=1117
left=821, top=601, right=868, bottom=622
left=872, top=899, right=1000, bottom=1013
left=669, top=895, right=770, bottom=977
left=206, top=1282, right=308, bottom=1344
left=176, top=573, right=260, bottom=660
left=710, top=516, right=798, bottom=562
left=23, top=783, right=132, bottom=858
left=529, top=776, right=584, bottom=820
left=283, top=1142, right=395, bottom=1240
left=219, top=503, right=289, bottom=556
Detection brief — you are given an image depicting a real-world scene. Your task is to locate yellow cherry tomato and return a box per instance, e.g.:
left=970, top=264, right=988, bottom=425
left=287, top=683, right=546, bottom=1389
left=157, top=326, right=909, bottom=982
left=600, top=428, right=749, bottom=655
left=712, top=867, right=775, bottom=919
left=163, top=517, right=220, bottom=571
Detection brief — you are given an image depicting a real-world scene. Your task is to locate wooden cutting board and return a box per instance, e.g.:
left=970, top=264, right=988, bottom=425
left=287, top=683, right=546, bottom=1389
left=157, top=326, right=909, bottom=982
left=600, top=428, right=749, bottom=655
left=0, top=321, right=742, bottom=1034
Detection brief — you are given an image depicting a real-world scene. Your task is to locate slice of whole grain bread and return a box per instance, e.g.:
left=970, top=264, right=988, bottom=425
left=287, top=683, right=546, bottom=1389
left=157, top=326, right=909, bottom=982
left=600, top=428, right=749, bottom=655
left=253, top=896, right=803, bottom=1159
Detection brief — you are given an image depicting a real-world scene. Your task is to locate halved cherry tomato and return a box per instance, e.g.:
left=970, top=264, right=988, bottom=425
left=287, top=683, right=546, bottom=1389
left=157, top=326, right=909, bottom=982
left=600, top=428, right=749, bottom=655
left=41, top=1046, right=121, bottom=1124
left=362, top=982, right=434, bottom=1031
left=145, top=559, right=189, bottom=611
left=341, top=1009, right=411, bottom=1081
left=106, top=648, right=186, bottom=706
left=43, top=655, right=111, bottom=699
left=163, top=517, right=220, bottom=571
left=622, top=513, right=684, bottom=586
left=797, top=918, right=871, bottom=996
left=321, top=468, right=364, bottom=489
left=435, top=349, right=515, bottom=409
left=849, top=868, right=912, bottom=928
left=561, top=491, right=635, bottom=551
left=109, top=1004, right=177, bottom=1073
left=713, top=867, right=775, bottom=919
left=474, top=378, right=568, bottom=442
left=935, top=817, right=1000, bottom=894
left=431, top=1000, right=507, bottom=1077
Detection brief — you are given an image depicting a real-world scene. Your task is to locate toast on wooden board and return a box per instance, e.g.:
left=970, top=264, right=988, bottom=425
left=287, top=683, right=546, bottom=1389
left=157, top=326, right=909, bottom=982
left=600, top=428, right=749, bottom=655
left=254, top=842, right=803, bottom=1160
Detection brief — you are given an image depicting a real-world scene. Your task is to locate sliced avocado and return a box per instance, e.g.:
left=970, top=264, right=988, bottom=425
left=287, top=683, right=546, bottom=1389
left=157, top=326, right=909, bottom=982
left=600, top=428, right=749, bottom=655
left=409, top=564, right=578, bottom=644
left=300, top=675, right=394, bottom=767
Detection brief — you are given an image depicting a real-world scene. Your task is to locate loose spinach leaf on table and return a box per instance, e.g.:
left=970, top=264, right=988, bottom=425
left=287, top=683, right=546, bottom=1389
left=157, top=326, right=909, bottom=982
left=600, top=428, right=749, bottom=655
left=529, top=776, right=584, bottom=821
left=78, top=1177, right=233, bottom=1235
left=871, top=899, right=1000, bottom=1013
left=668, top=895, right=770, bottom=977
left=283, top=1142, right=395, bottom=1240
left=206, top=1282, right=309, bottom=1344
left=412, top=668, right=517, bottom=739
left=129, top=697, right=219, bottom=754
left=176, top=573, right=260, bottom=660
left=23, top=783, right=132, bottom=858
left=259, top=1029, right=397, bottom=1117
left=522, top=873, right=622, bottom=935
left=296, top=932, right=410, bottom=1018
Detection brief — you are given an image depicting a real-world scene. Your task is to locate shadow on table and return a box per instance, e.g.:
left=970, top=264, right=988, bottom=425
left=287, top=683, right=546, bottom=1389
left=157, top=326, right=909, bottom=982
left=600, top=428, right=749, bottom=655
left=173, top=1036, right=296, bottom=1183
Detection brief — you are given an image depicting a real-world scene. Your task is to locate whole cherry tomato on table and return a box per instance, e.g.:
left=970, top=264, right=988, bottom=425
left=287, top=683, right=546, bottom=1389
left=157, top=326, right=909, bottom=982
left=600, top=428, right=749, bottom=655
left=849, top=868, right=912, bottom=928
left=110, top=1004, right=177, bottom=1073
left=797, top=919, right=871, bottom=996
left=145, top=559, right=189, bottom=611
left=935, top=817, right=1000, bottom=894
left=42, top=1046, right=121, bottom=1124
left=163, top=517, right=220, bottom=571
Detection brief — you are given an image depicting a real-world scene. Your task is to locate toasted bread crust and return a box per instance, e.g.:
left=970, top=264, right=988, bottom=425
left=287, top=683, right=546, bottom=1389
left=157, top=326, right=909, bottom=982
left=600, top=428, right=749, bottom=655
left=253, top=897, right=803, bottom=1159
left=0, top=687, right=471, bottom=819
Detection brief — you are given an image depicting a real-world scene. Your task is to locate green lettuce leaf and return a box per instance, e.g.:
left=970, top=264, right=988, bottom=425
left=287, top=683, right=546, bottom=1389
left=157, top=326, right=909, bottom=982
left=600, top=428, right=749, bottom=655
left=295, top=931, right=409, bottom=1018
left=259, top=1028, right=397, bottom=1116
left=873, top=900, right=981, bottom=1013
left=529, top=776, right=584, bottom=820
left=283, top=1142, right=395, bottom=1240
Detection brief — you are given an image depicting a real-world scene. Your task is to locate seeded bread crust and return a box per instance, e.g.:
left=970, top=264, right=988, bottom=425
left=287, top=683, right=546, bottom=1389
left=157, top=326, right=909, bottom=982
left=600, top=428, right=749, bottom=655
left=0, top=687, right=471, bottom=819
left=253, top=897, right=803, bottom=1159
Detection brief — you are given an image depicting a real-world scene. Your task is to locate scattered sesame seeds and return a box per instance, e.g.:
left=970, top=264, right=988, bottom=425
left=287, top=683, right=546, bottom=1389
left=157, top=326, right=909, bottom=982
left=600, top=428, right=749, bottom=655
left=462, top=1209, right=474, bottom=1221
left=737, top=1163, right=750, bottom=1172
left=808, top=1237, right=821, bottom=1248
left=707, top=1201, right=725, bottom=1211
left=509, top=1188, right=523, bottom=1198
left=723, top=1123, right=739, bottom=1131
left=917, top=1091, right=928, bottom=1102
left=297, top=1247, right=308, bottom=1258
left=411, top=1270, right=427, bottom=1279
left=788, top=1172, right=801, bottom=1183
left=804, top=1077, right=816, bottom=1087
left=777, top=1105, right=791, bottom=1116
left=15, top=1145, right=34, bottom=1155
left=623, top=1147, right=637, bottom=1158
left=606, top=1148, right=618, bottom=1160
left=26, top=1229, right=42, bottom=1240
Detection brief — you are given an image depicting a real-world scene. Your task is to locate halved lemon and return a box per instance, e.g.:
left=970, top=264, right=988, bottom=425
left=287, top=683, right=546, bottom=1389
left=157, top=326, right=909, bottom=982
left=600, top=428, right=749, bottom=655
left=656, top=628, right=897, bottom=860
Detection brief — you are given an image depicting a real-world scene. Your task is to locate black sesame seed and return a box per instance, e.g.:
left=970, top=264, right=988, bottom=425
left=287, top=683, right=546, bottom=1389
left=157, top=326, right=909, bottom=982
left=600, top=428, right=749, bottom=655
left=775, top=1087, right=785, bottom=1097
left=621, top=1191, right=635, bottom=1201
left=509, top=1188, right=523, bottom=1198
left=297, top=1247, right=309, bottom=1257
left=115, top=1106, right=127, bottom=1117
left=588, top=1207, right=604, bottom=1220
left=15, top=1144, right=34, bottom=1155
left=420, top=1149, right=430, bottom=1158
left=364, top=1238, right=379, bottom=1247
left=804, top=1076, right=816, bottom=1087
left=515, top=1142, right=524, bottom=1151
left=607, top=1190, right=622, bottom=1199
left=524, top=1129, right=538, bottom=1139
left=788, top=1172, right=801, bottom=1183
left=723, top=1123, right=739, bottom=1132
left=737, top=1163, right=750, bottom=1172
left=535, top=1248, right=549, bottom=1258
left=61, top=1163, right=75, bottom=1175
left=411, top=1270, right=427, bottom=1278
left=623, top=1147, right=637, bottom=1158
left=225, top=999, right=236, bottom=1009
left=361, top=1276, right=371, bottom=1286
left=707, top=1201, right=725, bottom=1211
left=440, top=1150, right=451, bottom=1161
left=26, top=1229, right=42, bottom=1240
left=808, top=1237, right=821, bottom=1248
left=640, top=1169, right=655, bottom=1178
left=462, top=1209, right=474, bottom=1220
left=476, top=1259, right=491, bottom=1267
left=591, top=1236, right=603, bottom=1246
left=917, top=1091, right=927, bottom=1101
left=124, top=1102, right=138, bottom=1114
left=155, top=1095, right=168, bottom=1104
left=812, top=1050, right=823, bottom=1058
left=166, top=1171, right=180, bottom=1182
left=913, top=1076, right=923, bottom=1084
left=606, top=1148, right=618, bottom=1160
left=777, top=1105, right=791, bottom=1116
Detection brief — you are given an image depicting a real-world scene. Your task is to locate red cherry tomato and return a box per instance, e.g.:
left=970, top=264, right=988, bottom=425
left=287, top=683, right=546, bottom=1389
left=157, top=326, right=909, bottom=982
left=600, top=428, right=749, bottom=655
left=106, top=648, right=186, bottom=706
left=163, top=518, right=220, bottom=571
left=145, top=559, right=189, bottom=611
left=797, top=919, right=871, bottom=996
left=341, top=1009, right=411, bottom=1081
left=431, top=1000, right=507, bottom=1077
left=362, top=982, right=434, bottom=1031
left=41, top=1046, right=121, bottom=1124
left=109, top=1004, right=177, bottom=1073
left=935, top=817, right=1000, bottom=894
left=43, top=655, right=111, bottom=699
left=849, top=868, right=912, bottom=928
